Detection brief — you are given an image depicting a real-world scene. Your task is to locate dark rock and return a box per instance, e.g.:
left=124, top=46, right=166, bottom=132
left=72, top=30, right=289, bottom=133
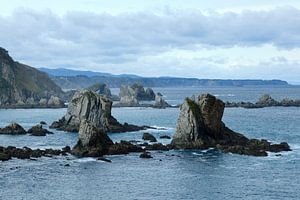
left=40, top=121, right=47, bottom=125
left=171, top=93, right=291, bottom=156
left=108, top=141, right=143, bottom=155
left=0, top=123, right=26, bottom=135
left=257, top=94, right=278, bottom=106
left=72, top=120, right=113, bottom=157
left=97, top=157, right=112, bottom=163
left=62, top=146, right=71, bottom=153
left=0, top=153, right=11, bottom=161
left=159, top=135, right=171, bottom=139
left=139, top=151, right=153, bottom=159
left=27, top=124, right=54, bottom=136
left=64, top=164, right=70, bottom=167
left=142, top=132, right=157, bottom=142
left=145, top=143, right=169, bottom=151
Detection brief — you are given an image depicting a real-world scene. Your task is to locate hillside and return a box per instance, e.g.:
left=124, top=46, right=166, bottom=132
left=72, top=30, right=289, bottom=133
left=42, top=68, right=289, bottom=89
left=0, top=47, right=64, bottom=106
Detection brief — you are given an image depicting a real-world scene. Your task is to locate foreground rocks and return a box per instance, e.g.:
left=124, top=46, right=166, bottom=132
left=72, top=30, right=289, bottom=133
left=171, top=93, right=291, bottom=156
left=225, top=94, right=300, bottom=109
left=50, top=90, right=148, bottom=133
left=0, top=146, right=71, bottom=161
left=0, top=123, right=26, bottom=135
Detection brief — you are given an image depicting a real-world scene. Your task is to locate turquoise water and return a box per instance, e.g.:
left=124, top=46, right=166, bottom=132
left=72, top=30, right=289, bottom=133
left=1, top=86, right=300, bottom=200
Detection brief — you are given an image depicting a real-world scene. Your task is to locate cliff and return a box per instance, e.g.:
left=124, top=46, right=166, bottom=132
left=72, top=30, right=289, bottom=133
left=0, top=47, right=64, bottom=106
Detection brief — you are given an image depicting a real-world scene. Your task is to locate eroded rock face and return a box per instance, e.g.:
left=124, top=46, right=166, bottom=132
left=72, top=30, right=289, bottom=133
left=27, top=124, right=53, bottom=136
left=72, top=120, right=113, bottom=157
left=50, top=90, right=145, bottom=133
left=171, top=93, right=291, bottom=156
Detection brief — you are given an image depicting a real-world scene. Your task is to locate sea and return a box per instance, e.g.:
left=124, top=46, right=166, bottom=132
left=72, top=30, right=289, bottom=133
left=0, top=86, right=300, bottom=200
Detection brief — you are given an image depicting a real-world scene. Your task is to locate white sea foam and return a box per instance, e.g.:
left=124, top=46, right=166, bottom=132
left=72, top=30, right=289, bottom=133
left=75, top=157, right=97, bottom=163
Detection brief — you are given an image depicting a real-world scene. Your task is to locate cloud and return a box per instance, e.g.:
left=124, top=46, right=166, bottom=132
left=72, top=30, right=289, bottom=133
left=0, top=7, right=300, bottom=82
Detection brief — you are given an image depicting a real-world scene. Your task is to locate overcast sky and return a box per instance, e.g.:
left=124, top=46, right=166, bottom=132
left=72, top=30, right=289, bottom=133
left=1, top=0, right=300, bottom=83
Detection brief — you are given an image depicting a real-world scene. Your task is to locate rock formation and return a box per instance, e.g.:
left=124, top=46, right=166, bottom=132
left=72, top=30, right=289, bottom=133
left=142, top=132, right=157, bottom=142
left=225, top=94, right=300, bottom=108
left=50, top=90, right=147, bottom=133
left=119, top=83, right=155, bottom=101
left=72, top=120, right=114, bottom=157
left=119, top=95, right=140, bottom=106
left=0, top=123, right=26, bottom=135
left=86, top=83, right=119, bottom=101
left=27, top=124, right=54, bottom=136
left=0, top=47, right=64, bottom=107
left=153, top=93, right=171, bottom=108
left=171, top=93, right=291, bottom=156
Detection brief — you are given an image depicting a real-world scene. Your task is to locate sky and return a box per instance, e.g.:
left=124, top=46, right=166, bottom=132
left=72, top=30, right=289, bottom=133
left=0, top=0, right=300, bottom=83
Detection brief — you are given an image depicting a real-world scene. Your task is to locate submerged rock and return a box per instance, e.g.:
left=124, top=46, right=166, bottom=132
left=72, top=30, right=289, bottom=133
left=0, top=123, right=26, bottom=135
left=160, top=135, right=171, bottom=139
left=171, top=93, right=291, bottom=156
left=72, top=120, right=114, bottom=157
left=142, top=132, right=157, bottom=142
left=27, top=124, right=54, bottom=136
left=50, top=90, right=146, bottom=133
left=139, top=151, right=153, bottom=159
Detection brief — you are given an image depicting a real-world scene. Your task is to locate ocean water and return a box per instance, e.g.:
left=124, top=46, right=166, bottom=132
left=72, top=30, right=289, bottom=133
left=1, top=86, right=300, bottom=200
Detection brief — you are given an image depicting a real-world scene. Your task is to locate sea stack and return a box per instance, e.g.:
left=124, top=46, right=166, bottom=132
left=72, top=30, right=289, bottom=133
left=50, top=90, right=146, bottom=133
left=171, top=93, right=291, bottom=156
left=72, top=120, right=114, bottom=157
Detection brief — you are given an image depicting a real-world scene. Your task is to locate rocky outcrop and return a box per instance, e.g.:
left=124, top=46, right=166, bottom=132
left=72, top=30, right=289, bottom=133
left=50, top=90, right=147, bottom=133
left=153, top=93, right=171, bottom=108
left=0, top=146, right=71, bottom=161
left=0, top=123, right=26, bottom=135
left=119, top=83, right=155, bottom=101
left=171, top=93, right=291, bottom=156
left=86, top=83, right=119, bottom=101
left=225, top=94, right=300, bottom=108
left=119, top=95, right=140, bottom=106
left=142, top=132, right=157, bottom=142
left=0, top=47, right=64, bottom=108
left=27, top=124, right=54, bottom=136
left=72, top=120, right=114, bottom=157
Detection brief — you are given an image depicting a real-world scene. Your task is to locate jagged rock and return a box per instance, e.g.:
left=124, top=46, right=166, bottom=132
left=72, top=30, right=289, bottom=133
left=39, top=98, right=48, bottom=105
left=86, top=83, right=120, bottom=101
left=40, top=121, right=47, bottom=125
left=72, top=120, right=114, bottom=157
left=0, top=123, right=26, bottom=135
left=171, top=93, right=291, bottom=156
left=27, top=124, right=53, bottom=136
left=257, top=94, right=278, bottom=106
left=153, top=93, right=171, bottom=108
left=50, top=90, right=145, bottom=133
left=145, top=88, right=156, bottom=100
left=142, top=132, right=157, bottom=142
